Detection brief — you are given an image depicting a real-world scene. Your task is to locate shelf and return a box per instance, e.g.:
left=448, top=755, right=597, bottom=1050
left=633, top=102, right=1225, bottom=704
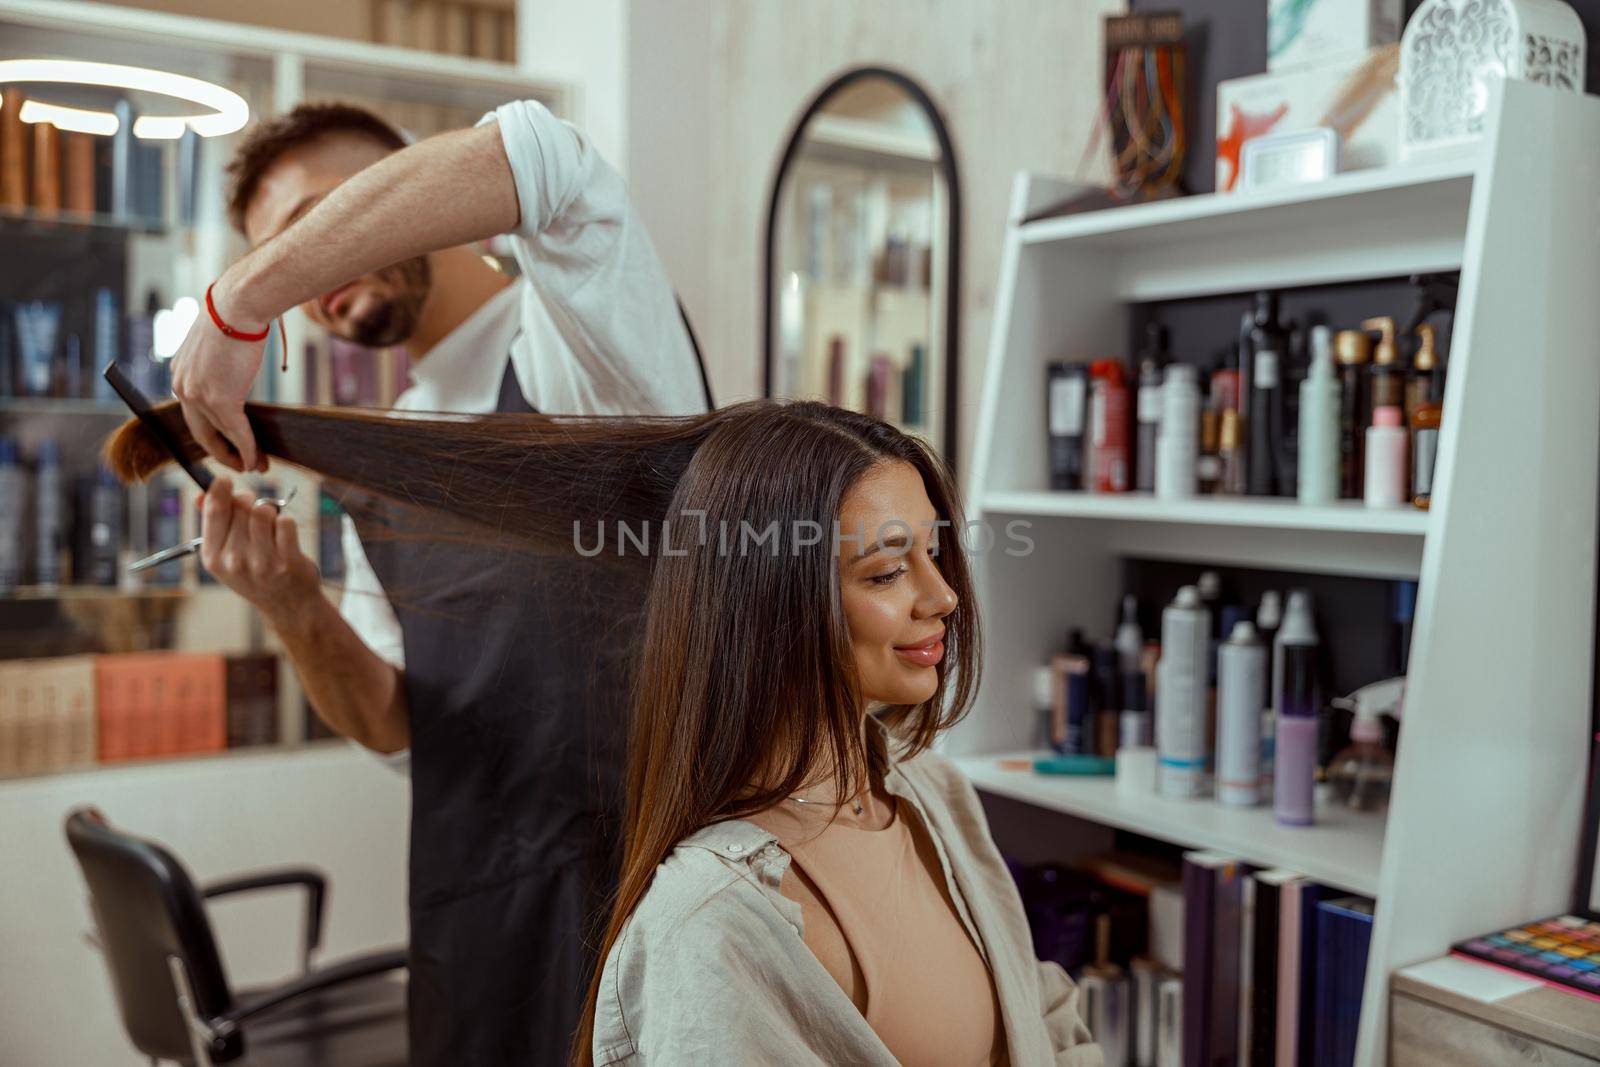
left=981, top=491, right=1431, bottom=537
left=0, top=738, right=348, bottom=785
left=805, top=114, right=939, bottom=164
left=4, top=584, right=187, bottom=602
left=1018, top=160, right=1478, bottom=251
left=0, top=207, right=167, bottom=237
left=977, top=491, right=1427, bottom=578
left=0, top=0, right=565, bottom=103
left=1004, top=160, right=1477, bottom=303
left=0, top=398, right=132, bottom=417
left=956, top=752, right=1384, bottom=897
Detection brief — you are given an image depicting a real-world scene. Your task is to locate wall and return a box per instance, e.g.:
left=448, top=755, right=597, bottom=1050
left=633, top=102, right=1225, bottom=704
left=630, top=0, right=1125, bottom=475
left=519, top=0, right=630, bottom=174
left=625, top=0, right=713, bottom=348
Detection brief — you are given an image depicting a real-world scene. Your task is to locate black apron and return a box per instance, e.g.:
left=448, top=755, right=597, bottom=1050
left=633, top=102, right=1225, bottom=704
left=352, top=362, right=643, bottom=1066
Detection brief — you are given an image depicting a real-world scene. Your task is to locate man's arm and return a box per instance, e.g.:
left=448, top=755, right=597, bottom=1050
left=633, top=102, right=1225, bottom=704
left=171, top=122, right=523, bottom=471
left=201, top=475, right=410, bottom=753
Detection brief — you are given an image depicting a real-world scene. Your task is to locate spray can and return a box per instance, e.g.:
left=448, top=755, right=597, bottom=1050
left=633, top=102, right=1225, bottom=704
left=1275, top=641, right=1321, bottom=826
left=1155, top=365, right=1199, bottom=500
left=1156, top=585, right=1210, bottom=797
left=1216, top=621, right=1266, bottom=806
left=1089, top=360, right=1131, bottom=492
left=34, top=439, right=62, bottom=588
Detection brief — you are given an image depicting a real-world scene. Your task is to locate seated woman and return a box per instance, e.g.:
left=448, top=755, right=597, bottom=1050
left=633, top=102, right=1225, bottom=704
left=109, top=398, right=1101, bottom=1067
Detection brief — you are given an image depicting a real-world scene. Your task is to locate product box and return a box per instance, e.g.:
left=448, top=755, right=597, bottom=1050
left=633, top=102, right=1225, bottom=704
left=225, top=654, right=280, bottom=749
left=1216, top=44, right=1400, bottom=193
left=1268, top=0, right=1401, bottom=74
left=0, top=656, right=97, bottom=776
left=96, top=652, right=226, bottom=763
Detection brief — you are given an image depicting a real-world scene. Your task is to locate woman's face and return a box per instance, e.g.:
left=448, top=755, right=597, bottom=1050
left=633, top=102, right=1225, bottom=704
left=838, top=460, right=960, bottom=708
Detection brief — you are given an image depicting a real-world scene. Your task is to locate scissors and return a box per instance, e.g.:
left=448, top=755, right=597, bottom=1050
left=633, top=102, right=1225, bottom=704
left=103, top=362, right=296, bottom=575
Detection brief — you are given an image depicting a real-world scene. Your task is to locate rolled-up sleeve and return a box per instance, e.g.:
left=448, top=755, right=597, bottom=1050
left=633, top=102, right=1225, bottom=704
left=478, top=98, right=707, bottom=416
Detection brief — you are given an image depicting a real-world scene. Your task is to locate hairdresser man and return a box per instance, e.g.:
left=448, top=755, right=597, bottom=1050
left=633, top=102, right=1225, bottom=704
left=166, top=101, right=709, bottom=1064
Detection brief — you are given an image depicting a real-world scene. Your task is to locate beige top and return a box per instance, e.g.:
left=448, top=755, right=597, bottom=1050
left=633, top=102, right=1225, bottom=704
left=592, top=747, right=1103, bottom=1066
left=750, top=796, right=1007, bottom=1066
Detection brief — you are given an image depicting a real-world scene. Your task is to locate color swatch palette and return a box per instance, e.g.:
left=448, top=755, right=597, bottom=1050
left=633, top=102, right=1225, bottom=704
left=1453, top=915, right=1600, bottom=999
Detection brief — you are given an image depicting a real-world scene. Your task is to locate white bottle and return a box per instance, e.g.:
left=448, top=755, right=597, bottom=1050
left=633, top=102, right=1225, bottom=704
left=1217, top=621, right=1267, bottom=806
left=1298, top=325, right=1341, bottom=505
left=1157, top=585, right=1211, bottom=798
left=1364, top=405, right=1408, bottom=507
left=1271, top=590, right=1318, bottom=720
left=1114, top=594, right=1143, bottom=674
left=1155, top=365, right=1199, bottom=500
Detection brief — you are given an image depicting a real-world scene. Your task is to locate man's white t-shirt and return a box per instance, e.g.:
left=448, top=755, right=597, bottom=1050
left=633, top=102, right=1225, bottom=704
left=333, top=99, right=708, bottom=770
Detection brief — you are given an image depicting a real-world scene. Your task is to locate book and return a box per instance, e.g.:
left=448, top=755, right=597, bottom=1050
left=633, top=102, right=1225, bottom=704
left=1277, top=878, right=1330, bottom=1064
left=1249, top=869, right=1306, bottom=1067
left=1183, top=851, right=1250, bottom=1067
left=1313, top=896, right=1375, bottom=1067
left=225, top=654, right=280, bottom=749
left=0, top=657, right=96, bottom=775
left=96, top=653, right=225, bottom=763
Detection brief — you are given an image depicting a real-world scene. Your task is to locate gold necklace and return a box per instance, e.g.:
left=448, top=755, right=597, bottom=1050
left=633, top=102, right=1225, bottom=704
left=788, top=792, right=865, bottom=816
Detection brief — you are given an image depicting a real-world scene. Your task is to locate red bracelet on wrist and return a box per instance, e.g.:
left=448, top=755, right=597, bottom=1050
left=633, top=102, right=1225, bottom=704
left=205, top=281, right=288, bottom=371
left=205, top=281, right=271, bottom=341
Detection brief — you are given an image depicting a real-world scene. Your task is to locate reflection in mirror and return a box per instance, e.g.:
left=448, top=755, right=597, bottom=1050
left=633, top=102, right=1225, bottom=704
left=766, top=70, right=957, bottom=464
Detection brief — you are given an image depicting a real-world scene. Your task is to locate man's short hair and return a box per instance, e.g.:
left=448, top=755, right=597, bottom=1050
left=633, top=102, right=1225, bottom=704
left=225, top=102, right=406, bottom=234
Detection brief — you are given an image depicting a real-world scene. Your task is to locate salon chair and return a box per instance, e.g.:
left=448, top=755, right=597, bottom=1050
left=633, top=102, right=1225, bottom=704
left=65, top=807, right=408, bottom=1067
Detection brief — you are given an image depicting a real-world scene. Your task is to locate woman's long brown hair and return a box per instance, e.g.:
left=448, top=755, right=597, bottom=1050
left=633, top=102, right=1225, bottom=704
left=106, top=398, right=982, bottom=1065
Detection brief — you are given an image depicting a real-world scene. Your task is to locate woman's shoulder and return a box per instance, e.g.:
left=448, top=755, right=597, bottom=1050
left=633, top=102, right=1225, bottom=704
left=891, top=745, right=979, bottom=806
left=594, top=821, right=808, bottom=1062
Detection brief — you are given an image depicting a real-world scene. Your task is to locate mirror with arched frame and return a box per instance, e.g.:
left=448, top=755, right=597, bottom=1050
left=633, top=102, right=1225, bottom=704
left=763, top=67, right=960, bottom=466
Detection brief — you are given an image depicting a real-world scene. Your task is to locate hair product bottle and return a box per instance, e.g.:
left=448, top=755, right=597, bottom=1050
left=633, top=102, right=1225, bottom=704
left=1155, top=364, right=1199, bottom=500
left=1297, top=325, right=1341, bottom=505
left=1334, top=329, right=1371, bottom=499
left=1047, top=362, right=1088, bottom=490
left=901, top=343, right=925, bottom=428
left=1363, top=315, right=1406, bottom=505
left=1157, top=585, right=1211, bottom=798
left=1406, top=322, right=1439, bottom=428
left=1217, top=621, right=1266, bottom=806
left=826, top=335, right=846, bottom=406
left=1275, top=641, right=1320, bottom=826
left=1364, top=407, right=1408, bottom=507
left=1409, top=325, right=1442, bottom=510
left=1090, top=359, right=1131, bottom=492
left=1217, top=409, right=1244, bottom=494
left=34, top=439, right=62, bottom=588
left=0, top=438, right=22, bottom=592
left=1248, top=292, right=1288, bottom=496
left=1136, top=324, right=1169, bottom=492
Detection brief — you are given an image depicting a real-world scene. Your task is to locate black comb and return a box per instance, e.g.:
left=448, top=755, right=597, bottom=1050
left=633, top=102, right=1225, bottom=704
left=102, top=362, right=214, bottom=491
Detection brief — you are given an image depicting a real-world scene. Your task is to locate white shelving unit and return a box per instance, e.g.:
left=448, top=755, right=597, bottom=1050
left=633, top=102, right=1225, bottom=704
left=960, top=754, right=1385, bottom=897
left=951, top=80, right=1600, bottom=1067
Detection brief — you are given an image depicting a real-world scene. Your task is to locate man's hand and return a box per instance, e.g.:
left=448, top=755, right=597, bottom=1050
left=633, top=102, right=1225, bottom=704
left=199, top=476, right=321, bottom=622
left=170, top=277, right=269, bottom=473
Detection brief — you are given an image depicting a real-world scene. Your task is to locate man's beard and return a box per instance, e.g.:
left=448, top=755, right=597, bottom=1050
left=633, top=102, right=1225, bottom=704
left=342, top=255, right=431, bottom=348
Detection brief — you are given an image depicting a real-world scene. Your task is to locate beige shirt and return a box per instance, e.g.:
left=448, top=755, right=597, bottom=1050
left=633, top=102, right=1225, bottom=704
left=592, top=749, right=1103, bottom=1066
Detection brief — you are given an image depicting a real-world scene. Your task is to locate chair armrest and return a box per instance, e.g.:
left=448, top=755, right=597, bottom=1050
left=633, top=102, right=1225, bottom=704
left=216, top=947, right=407, bottom=1033
left=201, top=867, right=326, bottom=970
